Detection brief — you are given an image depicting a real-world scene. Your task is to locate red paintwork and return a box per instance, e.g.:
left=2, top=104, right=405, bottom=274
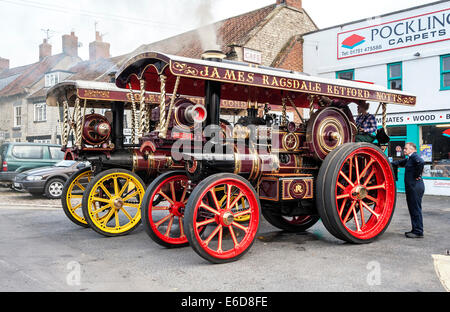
left=147, top=174, right=189, bottom=246
left=335, top=147, right=395, bottom=240
left=191, top=177, right=259, bottom=260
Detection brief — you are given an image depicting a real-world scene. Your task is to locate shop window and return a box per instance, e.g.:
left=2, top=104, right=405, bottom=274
left=420, top=125, right=450, bottom=179
left=387, top=62, right=402, bottom=90
left=34, top=103, right=47, bottom=122
left=387, top=126, right=406, bottom=137
left=441, top=54, right=450, bottom=91
left=336, top=69, right=354, bottom=81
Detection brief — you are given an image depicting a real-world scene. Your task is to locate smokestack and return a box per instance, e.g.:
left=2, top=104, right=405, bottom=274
left=276, top=0, right=302, bottom=10
left=39, top=39, right=52, bottom=61
left=0, top=57, right=9, bottom=72
left=62, top=32, right=78, bottom=57
left=89, top=31, right=110, bottom=61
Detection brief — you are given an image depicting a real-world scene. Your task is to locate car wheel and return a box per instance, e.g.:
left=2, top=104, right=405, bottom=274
left=45, top=178, right=65, bottom=199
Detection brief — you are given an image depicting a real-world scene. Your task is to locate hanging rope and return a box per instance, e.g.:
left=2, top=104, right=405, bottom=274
left=382, top=102, right=387, bottom=132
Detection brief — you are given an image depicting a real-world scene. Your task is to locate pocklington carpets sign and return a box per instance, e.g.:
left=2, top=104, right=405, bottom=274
left=337, top=7, right=450, bottom=59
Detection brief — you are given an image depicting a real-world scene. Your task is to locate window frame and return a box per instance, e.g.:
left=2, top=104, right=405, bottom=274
left=387, top=62, right=403, bottom=91
left=336, top=69, right=354, bottom=81
left=419, top=123, right=450, bottom=181
left=44, top=72, right=60, bottom=88
left=440, top=54, right=450, bottom=91
left=13, top=106, right=22, bottom=128
left=34, top=102, right=47, bottom=122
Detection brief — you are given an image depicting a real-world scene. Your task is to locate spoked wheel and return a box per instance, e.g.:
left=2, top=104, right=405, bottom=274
left=142, top=171, right=191, bottom=248
left=184, top=173, right=261, bottom=264
left=262, top=205, right=319, bottom=233
left=316, top=143, right=396, bottom=243
left=82, top=169, right=145, bottom=237
left=61, top=168, right=92, bottom=228
left=214, top=185, right=251, bottom=223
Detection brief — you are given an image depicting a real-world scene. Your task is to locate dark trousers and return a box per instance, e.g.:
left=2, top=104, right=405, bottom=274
left=405, top=180, right=425, bottom=235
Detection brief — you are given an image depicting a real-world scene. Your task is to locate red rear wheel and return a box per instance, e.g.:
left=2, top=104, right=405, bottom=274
left=142, top=171, right=190, bottom=248
left=184, top=173, right=260, bottom=263
left=317, top=143, right=396, bottom=243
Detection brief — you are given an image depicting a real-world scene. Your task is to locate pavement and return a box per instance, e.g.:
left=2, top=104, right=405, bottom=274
left=0, top=187, right=449, bottom=292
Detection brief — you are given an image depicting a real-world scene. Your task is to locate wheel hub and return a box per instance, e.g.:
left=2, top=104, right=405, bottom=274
left=352, top=185, right=368, bottom=200
left=222, top=212, right=234, bottom=226
left=170, top=202, right=184, bottom=217
left=113, top=197, right=124, bottom=210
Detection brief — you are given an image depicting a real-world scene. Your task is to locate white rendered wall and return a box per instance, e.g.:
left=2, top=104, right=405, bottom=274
left=303, top=1, right=450, bottom=115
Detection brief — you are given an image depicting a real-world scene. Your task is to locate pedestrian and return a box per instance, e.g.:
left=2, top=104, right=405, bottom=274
left=392, top=142, right=425, bottom=238
left=355, top=101, right=377, bottom=143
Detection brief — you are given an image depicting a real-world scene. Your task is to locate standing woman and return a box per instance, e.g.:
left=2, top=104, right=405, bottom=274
left=392, top=142, right=425, bottom=238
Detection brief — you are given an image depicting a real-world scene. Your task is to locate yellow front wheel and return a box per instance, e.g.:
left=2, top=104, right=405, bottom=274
left=215, top=186, right=251, bottom=222
left=82, top=169, right=145, bottom=237
left=61, top=168, right=93, bottom=228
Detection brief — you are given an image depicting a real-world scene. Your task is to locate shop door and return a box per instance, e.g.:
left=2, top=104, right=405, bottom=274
left=387, top=140, right=406, bottom=192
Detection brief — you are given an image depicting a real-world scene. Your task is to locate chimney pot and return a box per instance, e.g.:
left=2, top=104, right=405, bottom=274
left=0, top=57, right=9, bottom=72
left=89, top=31, right=110, bottom=61
left=62, top=32, right=79, bottom=57
left=39, top=38, right=52, bottom=61
left=276, top=0, right=302, bottom=10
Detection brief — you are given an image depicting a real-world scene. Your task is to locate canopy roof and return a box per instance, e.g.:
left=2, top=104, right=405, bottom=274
left=46, top=80, right=160, bottom=109
left=116, top=51, right=416, bottom=107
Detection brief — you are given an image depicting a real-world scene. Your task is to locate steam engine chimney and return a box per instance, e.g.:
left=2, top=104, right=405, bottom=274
left=276, top=0, right=302, bottom=10
left=0, top=57, right=9, bottom=72
left=89, top=31, right=110, bottom=61
left=62, top=32, right=79, bottom=57
left=39, top=39, right=52, bottom=61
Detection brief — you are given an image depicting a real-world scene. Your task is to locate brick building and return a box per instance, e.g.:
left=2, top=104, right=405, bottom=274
left=0, top=0, right=317, bottom=144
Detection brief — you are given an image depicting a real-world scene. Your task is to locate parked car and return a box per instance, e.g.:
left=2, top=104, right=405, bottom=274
left=0, top=142, right=65, bottom=187
left=13, top=161, right=89, bottom=199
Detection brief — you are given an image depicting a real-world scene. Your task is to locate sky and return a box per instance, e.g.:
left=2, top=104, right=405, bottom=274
left=0, top=0, right=442, bottom=68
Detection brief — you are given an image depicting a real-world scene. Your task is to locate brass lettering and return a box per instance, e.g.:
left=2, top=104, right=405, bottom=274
left=85, top=89, right=110, bottom=99
left=247, top=73, right=254, bottom=83
left=238, top=71, right=245, bottom=82
left=315, top=83, right=322, bottom=92
left=224, top=70, right=236, bottom=81
left=280, top=78, right=287, bottom=88
left=263, top=75, right=270, bottom=85
left=271, top=77, right=279, bottom=87
left=200, top=66, right=210, bottom=77
left=210, top=67, right=220, bottom=79
left=286, top=79, right=293, bottom=89
left=334, top=86, right=340, bottom=95
left=301, top=81, right=308, bottom=90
